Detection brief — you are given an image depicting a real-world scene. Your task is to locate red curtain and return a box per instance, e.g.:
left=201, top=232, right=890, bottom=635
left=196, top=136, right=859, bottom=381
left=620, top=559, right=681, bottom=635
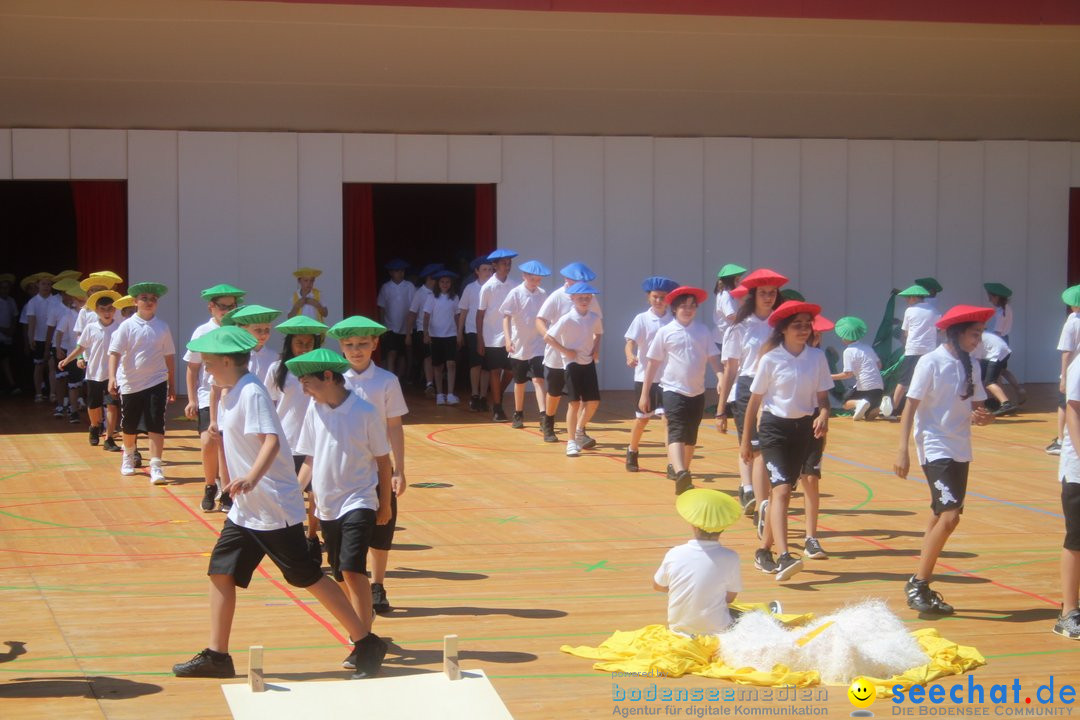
left=475, top=184, right=496, bottom=258
left=343, top=183, right=377, bottom=318
left=71, top=181, right=128, bottom=282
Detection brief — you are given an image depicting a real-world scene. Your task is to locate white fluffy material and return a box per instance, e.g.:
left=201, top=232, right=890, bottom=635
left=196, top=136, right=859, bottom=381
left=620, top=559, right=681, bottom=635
left=718, top=600, right=928, bottom=684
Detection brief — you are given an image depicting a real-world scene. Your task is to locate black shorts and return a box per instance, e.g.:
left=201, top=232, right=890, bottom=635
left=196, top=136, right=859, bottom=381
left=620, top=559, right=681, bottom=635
left=198, top=406, right=211, bottom=434
left=843, top=387, right=884, bottom=408
left=635, top=381, right=664, bottom=419
left=64, top=363, right=85, bottom=387
left=86, top=379, right=116, bottom=410
left=412, top=330, right=430, bottom=359
left=321, top=508, right=377, bottom=582
left=663, top=390, right=705, bottom=445
left=757, top=411, right=815, bottom=488
left=732, top=375, right=759, bottom=450
left=32, top=340, right=46, bottom=363
left=382, top=331, right=406, bottom=354
left=922, top=458, right=969, bottom=515
left=981, top=357, right=1009, bottom=386
left=430, top=336, right=458, bottom=366
left=512, top=356, right=544, bottom=384
left=802, top=408, right=825, bottom=477
left=208, top=518, right=324, bottom=589
left=369, top=491, right=398, bottom=551
left=464, top=333, right=483, bottom=368
left=544, top=366, right=566, bottom=397
left=1062, top=480, right=1080, bottom=551
left=564, top=362, right=600, bottom=402
left=121, top=381, right=167, bottom=435
left=896, top=354, right=922, bottom=387
left=483, top=345, right=511, bottom=371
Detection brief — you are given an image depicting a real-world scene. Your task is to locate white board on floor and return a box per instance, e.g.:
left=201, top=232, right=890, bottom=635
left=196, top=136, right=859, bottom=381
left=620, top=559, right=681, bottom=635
left=221, top=668, right=514, bottom=720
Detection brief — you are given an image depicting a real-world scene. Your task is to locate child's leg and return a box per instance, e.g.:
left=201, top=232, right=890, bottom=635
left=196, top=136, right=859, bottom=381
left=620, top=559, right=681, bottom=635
left=149, top=432, right=165, bottom=459
left=738, top=455, right=753, bottom=492
left=513, top=378, right=525, bottom=412
left=469, top=363, right=480, bottom=397
left=802, top=474, right=820, bottom=538
left=479, top=368, right=490, bottom=399
left=629, top=417, right=650, bottom=452
left=370, top=548, right=388, bottom=587
left=668, top=441, right=686, bottom=473
left=200, top=431, right=219, bottom=487
left=545, top=393, right=561, bottom=422
left=88, top=406, right=103, bottom=430
left=566, top=400, right=581, bottom=441
left=531, top=377, right=546, bottom=413
left=306, top=575, right=366, bottom=641
left=208, top=574, right=237, bottom=652
left=578, top=399, right=600, bottom=434
left=1063, top=548, right=1080, bottom=612
left=1060, top=406, right=1067, bottom=445
left=340, top=571, right=374, bottom=636
left=986, top=382, right=1010, bottom=405
left=423, top=355, right=433, bottom=386
left=445, top=360, right=456, bottom=396
left=769, top=483, right=793, bottom=554
left=682, top=443, right=695, bottom=472
left=432, top=363, right=445, bottom=394
left=914, top=509, right=961, bottom=581
left=892, top=384, right=907, bottom=415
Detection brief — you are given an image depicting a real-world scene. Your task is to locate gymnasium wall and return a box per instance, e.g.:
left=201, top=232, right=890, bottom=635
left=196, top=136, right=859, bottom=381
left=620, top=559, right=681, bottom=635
left=2, top=128, right=1078, bottom=392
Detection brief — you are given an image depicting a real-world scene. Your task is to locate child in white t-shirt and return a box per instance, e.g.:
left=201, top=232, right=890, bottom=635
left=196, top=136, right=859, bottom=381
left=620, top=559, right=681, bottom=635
left=895, top=305, right=994, bottom=616
left=500, top=261, right=550, bottom=429
left=476, top=250, right=518, bottom=422
left=58, top=290, right=122, bottom=450
left=891, top=284, right=941, bottom=417
left=406, top=263, right=443, bottom=395
left=457, top=256, right=493, bottom=412
left=973, top=330, right=1016, bottom=416
left=50, top=281, right=85, bottom=422
left=223, top=304, right=282, bottom=383
left=1054, top=351, right=1080, bottom=640
left=1048, top=286, right=1080, bottom=456
left=423, top=271, right=462, bottom=405
left=831, top=316, right=884, bottom=421
left=712, top=263, right=746, bottom=353
left=544, top=283, right=603, bottom=458
left=376, top=259, right=415, bottom=380
left=623, top=276, right=677, bottom=472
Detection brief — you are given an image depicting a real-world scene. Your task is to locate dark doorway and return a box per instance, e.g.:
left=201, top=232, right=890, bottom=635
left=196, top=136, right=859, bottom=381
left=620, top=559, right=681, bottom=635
left=0, top=181, right=79, bottom=306
left=1070, top=188, right=1080, bottom=287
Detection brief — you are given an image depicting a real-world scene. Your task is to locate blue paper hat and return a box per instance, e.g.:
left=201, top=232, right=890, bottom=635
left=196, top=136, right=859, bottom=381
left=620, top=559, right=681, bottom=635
left=519, top=260, right=552, bottom=277
left=561, top=262, right=597, bottom=282
left=469, top=255, right=492, bottom=271
left=384, top=258, right=409, bottom=271
left=418, top=263, right=445, bottom=278
left=432, top=270, right=459, bottom=280
left=486, top=248, right=518, bottom=260
left=566, top=282, right=599, bottom=295
left=642, top=276, right=679, bottom=293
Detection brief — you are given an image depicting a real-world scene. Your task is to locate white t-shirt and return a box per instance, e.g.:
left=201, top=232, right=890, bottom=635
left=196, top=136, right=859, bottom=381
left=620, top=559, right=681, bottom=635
left=1058, top=353, right=1080, bottom=484
left=78, top=319, right=119, bottom=382
left=249, top=344, right=278, bottom=386
left=546, top=309, right=603, bottom=366
left=457, top=280, right=482, bottom=334
left=647, top=320, right=718, bottom=397
left=902, top=302, right=940, bottom=355
left=108, top=314, right=175, bottom=394
left=423, top=293, right=460, bottom=338
left=377, top=279, right=416, bottom=335
left=182, top=318, right=220, bottom=409
left=974, top=331, right=1010, bottom=363
left=219, top=372, right=305, bottom=531
left=537, top=285, right=603, bottom=369
left=721, top=315, right=771, bottom=378
left=842, top=342, right=884, bottom=391
left=1057, top=313, right=1080, bottom=354
left=906, top=345, right=987, bottom=464
left=653, top=539, right=742, bottom=637
left=73, top=306, right=96, bottom=341
left=344, top=363, right=409, bottom=426
left=294, top=391, right=391, bottom=521
left=265, top=360, right=310, bottom=451
left=625, top=308, right=673, bottom=383
left=477, top=274, right=514, bottom=347
left=24, top=294, right=52, bottom=342
left=990, top=304, right=1013, bottom=337
left=409, top=285, right=434, bottom=332
left=500, top=283, right=547, bottom=360
left=53, top=306, right=79, bottom=352
left=750, top=345, right=834, bottom=419
left=712, top=290, right=739, bottom=346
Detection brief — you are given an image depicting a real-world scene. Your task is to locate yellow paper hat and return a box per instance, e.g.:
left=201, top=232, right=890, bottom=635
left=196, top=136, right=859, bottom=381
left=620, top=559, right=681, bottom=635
left=80, top=271, right=123, bottom=292
left=0, top=273, right=15, bottom=285
left=87, top=290, right=122, bottom=309
left=53, top=278, right=81, bottom=295
left=675, top=489, right=742, bottom=533
left=293, top=267, right=322, bottom=279
left=114, top=295, right=136, bottom=310
left=54, top=270, right=82, bottom=282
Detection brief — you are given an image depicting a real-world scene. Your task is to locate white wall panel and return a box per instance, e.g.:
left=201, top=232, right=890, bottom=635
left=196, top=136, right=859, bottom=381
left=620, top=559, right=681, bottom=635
left=892, top=142, right=938, bottom=292
left=847, top=141, right=893, bottom=318
left=0, top=129, right=13, bottom=179
left=448, top=135, right=501, bottom=183
left=238, top=133, right=298, bottom=314
left=552, top=136, right=603, bottom=289
left=299, top=134, right=343, bottom=323
left=498, top=136, right=554, bottom=267
left=751, top=139, right=800, bottom=279
left=704, top=137, right=753, bottom=314
left=70, top=129, right=127, bottom=179
left=799, top=139, right=847, bottom=320
left=126, top=131, right=180, bottom=390
left=602, top=137, right=652, bottom=390
left=396, top=134, right=448, bottom=183
left=343, top=134, right=395, bottom=182
left=12, top=129, right=69, bottom=179
left=936, top=143, right=985, bottom=308
left=1027, top=143, right=1071, bottom=382
left=982, top=141, right=1028, bottom=378
left=653, top=138, right=704, bottom=289
left=177, top=132, right=240, bottom=370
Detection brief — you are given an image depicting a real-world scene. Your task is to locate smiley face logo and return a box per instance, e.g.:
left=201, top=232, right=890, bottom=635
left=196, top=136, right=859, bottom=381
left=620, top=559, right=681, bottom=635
left=848, top=677, right=876, bottom=709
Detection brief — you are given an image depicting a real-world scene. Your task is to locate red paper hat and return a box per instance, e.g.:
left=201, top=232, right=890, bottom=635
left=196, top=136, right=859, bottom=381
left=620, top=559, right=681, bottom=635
left=935, top=305, right=995, bottom=330
left=768, top=301, right=821, bottom=328
left=731, top=284, right=749, bottom=300
left=742, top=268, right=789, bottom=289
left=813, top=314, right=835, bottom=333
left=667, top=286, right=708, bottom=305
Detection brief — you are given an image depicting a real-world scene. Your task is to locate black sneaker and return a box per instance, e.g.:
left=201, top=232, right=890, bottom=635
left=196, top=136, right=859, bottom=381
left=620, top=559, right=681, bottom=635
left=479, top=396, right=490, bottom=412
left=625, top=448, right=639, bottom=472
left=756, top=499, right=770, bottom=540
left=347, top=633, right=388, bottom=679
left=173, top=648, right=235, bottom=678
left=218, top=491, right=232, bottom=513
left=371, top=582, right=391, bottom=614
left=775, top=552, right=803, bottom=581
left=492, top=405, right=508, bottom=422
left=200, top=484, right=218, bottom=513
left=579, top=433, right=597, bottom=450
left=674, top=470, right=693, bottom=495
left=511, top=411, right=524, bottom=429
left=89, top=426, right=100, bottom=446
left=905, top=576, right=955, bottom=614
left=68, top=410, right=80, bottom=424
left=754, top=548, right=778, bottom=574
left=992, top=401, right=1018, bottom=417
left=666, top=464, right=676, bottom=480
left=307, top=535, right=323, bottom=567
left=739, top=487, right=756, bottom=517
left=1052, top=608, right=1080, bottom=639
left=1046, top=439, right=1062, bottom=456
left=424, top=382, right=436, bottom=396
left=542, top=416, right=559, bottom=443
left=803, top=537, right=827, bottom=559
left=102, top=437, right=121, bottom=452
left=133, top=450, right=143, bottom=468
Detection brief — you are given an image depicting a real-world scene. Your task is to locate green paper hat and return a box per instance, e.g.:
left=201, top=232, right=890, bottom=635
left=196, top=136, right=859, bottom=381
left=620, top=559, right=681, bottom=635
left=915, top=276, right=943, bottom=293
left=983, top=282, right=1012, bottom=298
left=780, top=288, right=805, bottom=302
left=200, top=283, right=247, bottom=301
left=898, top=284, right=931, bottom=298
left=834, top=316, right=868, bottom=342
left=275, top=316, right=329, bottom=335
left=127, top=281, right=168, bottom=298
left=221, top=304, right=281, bottom=326
left=716, top=263, right=747, bottom=279
left=676, top=489, right=741, bottom=533
left=286, top=348, right=351, bottom=377
left=328, top=315, right=387, bottom=339
left=1063, top=285, right=1080, bottom=308
left=186, top=325, right=258, bottom=354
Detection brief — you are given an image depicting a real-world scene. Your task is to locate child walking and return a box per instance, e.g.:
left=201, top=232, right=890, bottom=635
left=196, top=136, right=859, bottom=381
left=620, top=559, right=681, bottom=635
left=376, top=259, right=415, bottom=381
left=458, top=256, right=493, bottom=411
left=422, top=270, right=462, bottom=405
left=476, top=250, right=518, bottom=421
left=544, top=283, right=603, bottom=457
left=57, top=290, right=123, bottom=450
left=890, top=284, right=941, bottom=416
left=500, top=260, right=550, bottom=428
left=1055, top=348, right=1080, bottom=640
left=624, top=276, right=678, bottom=472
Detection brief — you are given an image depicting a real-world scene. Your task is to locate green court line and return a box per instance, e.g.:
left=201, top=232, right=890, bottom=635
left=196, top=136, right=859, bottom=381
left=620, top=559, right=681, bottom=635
left=0, top=507, right=214, bottom=540
left=944, top=557, right=1057, bottom=575
left=0, top=667, right=172, bottom=677
left=984, top=648, right=1080, bottom=660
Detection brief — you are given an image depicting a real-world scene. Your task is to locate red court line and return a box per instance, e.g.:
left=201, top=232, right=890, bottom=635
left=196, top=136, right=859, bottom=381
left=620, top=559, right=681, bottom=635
left=162, top=487, right=349, bottom=646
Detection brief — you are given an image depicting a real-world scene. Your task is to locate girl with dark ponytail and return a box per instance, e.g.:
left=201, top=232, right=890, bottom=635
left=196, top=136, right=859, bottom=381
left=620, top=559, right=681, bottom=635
left=894, top=306, right=995, bottom=616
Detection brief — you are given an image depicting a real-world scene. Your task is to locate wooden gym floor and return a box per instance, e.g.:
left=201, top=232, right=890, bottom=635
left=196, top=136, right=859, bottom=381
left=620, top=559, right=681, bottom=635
left=1, top=385, right=1077, bottom=718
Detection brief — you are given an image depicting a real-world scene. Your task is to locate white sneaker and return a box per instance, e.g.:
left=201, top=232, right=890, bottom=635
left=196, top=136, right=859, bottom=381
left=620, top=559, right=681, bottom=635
left=446, top=393, right=460, bottom=405
left=566, top=440, right=581, bottom=457
left=852, top=398, right=871, bottom=421
left=879, top=395, right=894, bottom=418
left=436, top=394, right=447, bottom=405
left=149, top=459, right=167, bottom=485
left=121, top=452, right=136, bottom=476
